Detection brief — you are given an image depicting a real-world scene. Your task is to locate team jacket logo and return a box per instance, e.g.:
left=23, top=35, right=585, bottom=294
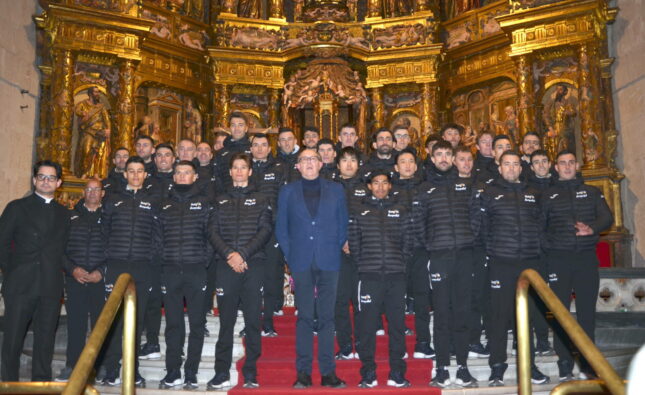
left=387, top=210, right=400, bottom=218
left=354, top=189, right=366, bottom=197
left=360, top=294, right=372, bottom=304
left=163, top=204, right=172, bottom=210
left=105, top=283, right=114, bottom=293
left=455, top=183, right=467, bottom=191
left=190, top=202, right=202, bottom=210
left=114, top=201, right=123, bottom=207
left=146, top=184, right=153, bottom=190
left=524, top=194, right=535, bottom=203
left=216, top=288, right=224, bottom=296
left=490, top=280, right=501, bottom=289
left=201, top=285, right=207, bottom=291
left=71, top=215, right=79, bottom=221
left=548, top=273, right=558, bottom=282
left=550, top=193, right=559, bottom=199
left=360, top=210, right=370, bottom=216
left=104, top=183, right=111, bottom=188
left=218, top=199, right=228, bottom=205
left=426, top=187, right=436, bottom=194
left=160, top=286, right=167, bottom=294
left=264, top=173, right=275, bottom=181
left=494, top=194, right=504, bottom=200
left=139, top=201, right=152, bottom=210
left=576, top=191, right=588, bottom=199
left=430, top=273, right=442, bottom=282
left=244, top=199, right=256, bottom=206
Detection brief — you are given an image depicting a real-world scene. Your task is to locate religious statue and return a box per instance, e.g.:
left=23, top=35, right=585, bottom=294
left=347, top=0, right=358, bottom=21
left=294, top=0, right=304, bottom=21
left=502, top=105, right=519, bottom=145
left=183, top=99, right=203, bottom=142
left=74, top=86, right=111, bottom=179
left=543, top=84, right=577, bottom=158
left=238, top=0, right=261, bottom=18
left=134, top=115, right=153, bottom=136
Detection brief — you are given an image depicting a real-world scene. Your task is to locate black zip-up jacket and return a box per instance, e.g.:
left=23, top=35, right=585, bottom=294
left=413, top=170, right=479, bottom=252
left=473, top=153, right=495, bottom=183
left=154, top=185, right=213, bottom=267
left=348, top=195, right=413, bottom=275
left=391, top=173, right=424, bottom=209
left=214, top=135, right=252, bottom=187
left=102, top=168, right=127, bottom=198
left=541, top=178, right=613, bottom=252
left=250, top=156, right=288, bottom=202
left=359, top=152, right=396, bottom=182
left=479, top=178, right=542, bottom=260
left=320, top=163, right=338, bottom=181
left=334, top=175, right=368, bottom=213
left=63, top=200, right=106, bottom=276
left=527, top=173, right=553, bottom=194
left=209, top=185, right=272, bottom=262
left=144, top=160, right=156, bottom=178
left=101, top=186, right=160, bottom=263
left=148, top=170, right=174, bottom=200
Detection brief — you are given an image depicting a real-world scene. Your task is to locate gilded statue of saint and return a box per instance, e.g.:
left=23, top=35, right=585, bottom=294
left=544, top=84, right=577, bottom=158
left=238, top=0, right=261, bottom=18
left=75, top=86, right=111, bottom=178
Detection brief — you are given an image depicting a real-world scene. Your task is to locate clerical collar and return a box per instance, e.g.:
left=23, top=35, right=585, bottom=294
left=35, top=192, right=53, bottom=204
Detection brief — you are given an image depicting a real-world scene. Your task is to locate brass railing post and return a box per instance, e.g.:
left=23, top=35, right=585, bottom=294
left=516, top=276, right=532, bottom=394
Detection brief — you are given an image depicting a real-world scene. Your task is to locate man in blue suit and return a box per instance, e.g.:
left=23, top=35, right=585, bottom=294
left=276, top=148, right=349, bottom=389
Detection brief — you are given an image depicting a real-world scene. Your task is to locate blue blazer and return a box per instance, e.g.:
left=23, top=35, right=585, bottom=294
left=275, top=178, right=348, bottom=273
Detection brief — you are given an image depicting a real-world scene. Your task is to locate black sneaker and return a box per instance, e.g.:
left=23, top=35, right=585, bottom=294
left=94, top=366, right=107, bottom=384
left=160, top=369, right=182, bottom=388
left=135, top=370, right=146, bottom=388
left=488, top=363, right=507, bottom=387
left=413, top=342, right=436, bottom=359
left=184, top=369, right=198, bottom=389
left=335, top=344, right=355, bottom=360
left=321, top=372, right=346, bottom=388
left=358, top=370, right=377, bottom=388
left=293, top=371, right=312, bottom=389
left=262, top=325, right=278, bottom=337
left=103, top=369, right=121, bottom=386
left=404, top=327, right=414, bottom=336
left=430, top=366, right=450, bottom=387
left=239, top=328, right=246, bottom=338
left=55, top=367, right=73, bottom=382
left=204, top=324, right=210, bottom=337
left=405, top=298, right=414, bottom=314
left=139, top=342, right=161, bottom=360
left=468, top=343, right=490, bottom=358
left=243, top=374, right=259, bottom=388
left=387, top=371, right=410, bottom=388
left=207, top=372, right=231, bottom=389
left=558, top=359, right=574, bottom=382
left=456, top=365, right=477, bottom=388
left=531, top=365, right=550, bottom=384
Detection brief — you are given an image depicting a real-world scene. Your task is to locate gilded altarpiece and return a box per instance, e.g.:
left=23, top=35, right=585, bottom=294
left=34, top=0, right=631, bottom=273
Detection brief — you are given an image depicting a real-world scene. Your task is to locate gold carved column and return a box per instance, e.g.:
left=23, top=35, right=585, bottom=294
left=367, top=0, right=381, bottom=18
left=49, top=49, right=74, bottom=171
left=115, top=59, right=136, bottom=153
left=578, top=43, right=606, bottom=168
left=600, top=57, right=617, bottom=170
left=370, top=87, right=384, bottom=129
left=269, top=0, right=284, bottom=19
left=514, top=54, right=535, bottom=145
left=268, top=88, right=280, bottom=129
left=415, top=0, right=430, bottom=12
left=215, top=84, right=231, bottom=127
left=420, top=82, right=439, bottom=136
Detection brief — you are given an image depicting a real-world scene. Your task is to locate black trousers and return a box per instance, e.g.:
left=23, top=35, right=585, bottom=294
left=547, top=250, right=599, bottom=364
left=215, top=259, right=263, bottom=377
left=469, top=247, right=491, bottom=345
left=533, top=256, right=551, bottom=349
left=204, top=258, right=217, bottom=314
left=102, top=261, right=151, bottom=372
left=262, top=235, right=285, bottom=328
left=334, top=253, right=358, bottom=350
left=430, top=249, right=473, bottom=367
left=64, top=278, right=105, bottom=369
left=291, top=263, right=338, bottom=376
left=162, top=265, right=207, bottom=372
left=488, top=257, right=538, bottom=366
left=356, top=273, right=407, bottom=376
left=1, top=294, right=61, bottom=381
left=143, top=266, right=162, bottom=345
left=410, top=248, right=432, bottom=345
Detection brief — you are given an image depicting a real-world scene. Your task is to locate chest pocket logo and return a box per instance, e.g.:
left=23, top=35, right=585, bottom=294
left=550, top=193, right=559, bottom=200
left=576, top=191, right=588, bottom=199
left=190, top=202, right=202, bottom=210
left=244, top=199, right=256, bottom=206
left=264, top=173, right=275, bottom=181
left=524, top=194, right=535, bottom=203
left=163, top=204, right=172, bottom=210
left=387, top=210, right=400, bottom=218
left=218, top=199, right=228, bottom=205
left=494, top=194, right=504, bottom=200
left=114, top=201, right=123, bottom=207
left=139, top=201, right=152, bottom=210
left=455, top=183, right=467, bottom=191
left=71, top=215, right=79, bottom=221
left=354, top=189, right=366, bottom=197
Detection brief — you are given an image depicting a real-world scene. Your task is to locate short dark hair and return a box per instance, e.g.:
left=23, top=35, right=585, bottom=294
left=113, top=147, right=129, bottom=157
left=439, top=123, right=464, bottom=136
left=336, top=146, right=359, bottom=165
left=251, top=133, right=269, bottom=142
left=523, top=131, right=540, bottom=142
left=454, top=144, right=472, bottom=156
left=214, top=131, right=229, bottom=139
left=367, top=169, right=391, bottom=183
left=178, top=138, right=196, bottom=146
left=174, top=160, right=197, bottom=172
left=228, top=111, right=247, bottom=124
left=392, top=124, right=409, bottom=134
left=303, top=126, right=319, bottom=135
left=371, top=127, right=395, bottom=144
left=229, top=152, right=252, bottom=169
left=555, top=149, right=577, bottom=161
left=135, top=135, right=155, bottom=145
left=493, top=134, right=512, bottom=147
left=317, top=138, right=335, bottom=149
left=339, top=123, right=357, bottom=133
left=86, top=86, right=99, bottom=96
left=431, top=139, right=454, bottom=155
left=155, top=143, right=175, bottom=155
left=425, top=133, right=441, bottom=148
left=125, top=156, right=146, bottom=169
left=530, top=149, right=549, bottom=162
left=476, top=130, right=494, bottom=144
left=395, top=147, right=416, bottom=163
left=278, top=127, right=295, bottom=137
left=500, top=150, right=521, bottom=163
left=33, top=160, right=62, bottom=179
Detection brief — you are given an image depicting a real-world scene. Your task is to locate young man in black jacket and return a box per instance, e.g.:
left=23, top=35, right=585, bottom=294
left=101, top=156, right=160, bottom=387
left=414, top=141, right=477, bottom=388
left=479, top=151, right=550, bottom=387
left=102, top=147, right=129, bottom=198
left=359, top=128, right=396, bottom=182
left=349, top=170, right=414, bottom=389
left=208, top=153, right=272, bottom=390
left=55, top=179, right=106, bottom=382
left=541, top=150, right=613, bottom=381
left=155, top=160, right=212, bottom=389
left=213, top=112, right=252, bottom=189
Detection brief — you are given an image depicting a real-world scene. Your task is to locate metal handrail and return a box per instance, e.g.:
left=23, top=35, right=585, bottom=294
left=551, top=379, right=627, bottom=395
left=516, top=269, right=625, bottom=395
left=0, top=273, right=137, bottom=395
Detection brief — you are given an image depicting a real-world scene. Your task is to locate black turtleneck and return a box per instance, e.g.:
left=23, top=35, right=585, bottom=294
left=302, top=177, right=321, bottom=218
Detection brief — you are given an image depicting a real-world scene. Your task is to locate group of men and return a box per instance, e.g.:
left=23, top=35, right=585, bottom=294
left=0, top=111, right=612, bottom=390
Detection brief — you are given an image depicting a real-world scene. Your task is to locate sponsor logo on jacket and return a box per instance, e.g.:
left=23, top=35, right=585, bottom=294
left=139, top=201, right=152, bottom=210
left=455, top=183, right=467, bottom=191
left=190, top=202, right=202, bottom=210
left=387, top=209, right=400, bottom=218
left=360, top=294, right=372, bottom=304
left=576, top=191, right=588, bottom=199
left=490, top=280, right=501, bottom=289
left=264, top=173, right=275, bottom=181
left=244, top=199, right=256, bottom=206
left=354, top=189, right=366, bottom=197
left=524, top=194, right=535, bottom=203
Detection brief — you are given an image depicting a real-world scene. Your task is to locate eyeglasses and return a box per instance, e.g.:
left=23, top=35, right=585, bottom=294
left=394, top=134, right=410, bottom=139
left=298, top=156, right=320, bottom=163
left=36, top=174, right=58, bottom=182
left=84, top=187, right=102, bottom=192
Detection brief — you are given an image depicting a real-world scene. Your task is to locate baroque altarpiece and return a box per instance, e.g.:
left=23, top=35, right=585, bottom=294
left=34, top=0, right=630, bottom=266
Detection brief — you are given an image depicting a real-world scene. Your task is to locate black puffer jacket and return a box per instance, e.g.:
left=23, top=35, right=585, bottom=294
left=209, top=185, right=272, bottom=262
left=527, top=173, right=553, bottom=194
left=359, top=152, right=396, bottom=182
left=250, top=156, right=288, bottom=202
left=335, top=175, right=368, bottom=213
left=101, top=186, right=160, bottom=263
left=348, top=195, right=413, bottom=275
left=541, top=178, right=613, bottom=251
left=391, top=173, right=424, bottom=209
left=102, top=169, right=127, bottom=198
left=214, top=135, right=252, bottom=187
left=148, top=170, right=174, bottom=200
left=63, top=200, right=106, bottom=276
left=320, top=163, right=338, bottom=181
left=479, top=178, right=542, bottom=260
left=413, top=171, right=478, bottom=252
left=154, top=185, right=213, bottom=267
left=473, top=153, right=494, bottom=183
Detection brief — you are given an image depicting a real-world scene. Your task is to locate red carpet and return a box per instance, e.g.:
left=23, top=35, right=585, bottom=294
left=230, top=308, right=440, bottom=394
